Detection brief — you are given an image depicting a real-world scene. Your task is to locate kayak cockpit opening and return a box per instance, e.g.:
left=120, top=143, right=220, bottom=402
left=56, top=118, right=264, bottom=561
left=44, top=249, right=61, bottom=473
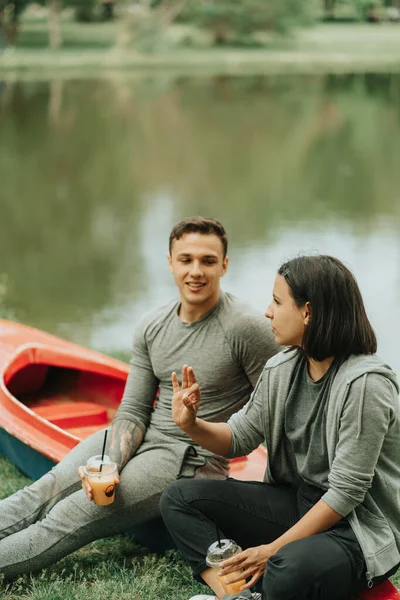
left=6, top=363, right=125, bottom=438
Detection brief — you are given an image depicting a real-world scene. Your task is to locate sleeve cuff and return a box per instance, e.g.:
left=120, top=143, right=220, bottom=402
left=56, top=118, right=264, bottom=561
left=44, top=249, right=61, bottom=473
left=322, top=488, right=358, bottom=517
left=225, top=423, right=237, bottom=459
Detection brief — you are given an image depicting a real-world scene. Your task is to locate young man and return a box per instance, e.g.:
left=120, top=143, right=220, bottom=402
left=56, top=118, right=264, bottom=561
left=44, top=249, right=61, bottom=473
left=0, top=217, right=279, bottom=580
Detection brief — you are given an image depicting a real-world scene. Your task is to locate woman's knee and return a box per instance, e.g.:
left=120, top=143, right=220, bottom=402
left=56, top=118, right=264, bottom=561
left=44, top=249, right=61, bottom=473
left=159, top=479, right=187, bottom=522
left=160, top=477, right=213, bottom=527
left=263, top=547, right=304, bottom=600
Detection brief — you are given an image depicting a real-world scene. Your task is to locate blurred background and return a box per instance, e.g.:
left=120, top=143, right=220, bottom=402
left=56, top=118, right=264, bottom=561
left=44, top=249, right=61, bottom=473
left=1, top=0, right=400, bottom=373
left=1, top=0, right=400, bottom=52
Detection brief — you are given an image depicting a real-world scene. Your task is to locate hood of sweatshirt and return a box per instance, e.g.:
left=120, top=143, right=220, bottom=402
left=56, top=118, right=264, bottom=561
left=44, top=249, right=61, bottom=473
left=267, top=348, right=398, bottom=392
left=266, top=348, right=399, bottom=438
left=335, top=353, right=399, bottom=438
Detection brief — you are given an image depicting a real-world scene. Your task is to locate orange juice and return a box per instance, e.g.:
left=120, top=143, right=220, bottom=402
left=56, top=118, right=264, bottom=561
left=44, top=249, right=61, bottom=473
left=218, top=571, right=247, bottom=595
left=84, top=456, right=117, bottom=506
left=206, top=539, right=246, bottom=595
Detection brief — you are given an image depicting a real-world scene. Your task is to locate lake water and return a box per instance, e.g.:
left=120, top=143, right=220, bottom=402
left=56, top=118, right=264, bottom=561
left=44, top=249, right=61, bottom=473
left=0, top=73, right=399, bottom=373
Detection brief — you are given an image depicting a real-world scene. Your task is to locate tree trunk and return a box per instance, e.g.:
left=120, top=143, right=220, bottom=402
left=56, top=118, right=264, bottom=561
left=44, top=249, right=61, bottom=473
left=0, top=4, right=6, bottom=48
left=323, top=0, right=336, bottom=19
left=47, top=0, right=62, bottom=49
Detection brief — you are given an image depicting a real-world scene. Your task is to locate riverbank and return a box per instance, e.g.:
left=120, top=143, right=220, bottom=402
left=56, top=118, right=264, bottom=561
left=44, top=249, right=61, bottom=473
left=2, top=23, right=400, bottom=77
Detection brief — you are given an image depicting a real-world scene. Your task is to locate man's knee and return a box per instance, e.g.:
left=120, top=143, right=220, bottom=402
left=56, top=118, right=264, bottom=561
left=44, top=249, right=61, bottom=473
left=263, top=546, right=305, bottom=600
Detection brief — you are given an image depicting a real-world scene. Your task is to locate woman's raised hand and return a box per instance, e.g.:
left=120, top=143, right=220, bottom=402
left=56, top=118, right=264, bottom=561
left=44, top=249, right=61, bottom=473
left=171, top=365, right=201, bottom=431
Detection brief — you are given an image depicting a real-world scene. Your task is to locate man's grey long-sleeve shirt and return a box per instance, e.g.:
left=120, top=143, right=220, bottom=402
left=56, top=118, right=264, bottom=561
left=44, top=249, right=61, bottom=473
left=113, top=292, right=279, bottom=470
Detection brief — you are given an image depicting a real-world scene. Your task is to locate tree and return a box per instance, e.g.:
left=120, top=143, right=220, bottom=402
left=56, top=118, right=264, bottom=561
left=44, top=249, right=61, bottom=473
left=178, top=0, right=316, bottom=46
left=116, top=0, right=186, bottom=52
left=0, top=0, right=28, bottom=48
left=321, top=0, right=392, bottom=21
left=47, top=0, right=62, bottom=48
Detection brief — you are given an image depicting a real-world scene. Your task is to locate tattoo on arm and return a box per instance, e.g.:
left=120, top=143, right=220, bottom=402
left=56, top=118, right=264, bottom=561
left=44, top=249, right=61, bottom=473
left=109, top=419, right=144, bottom=472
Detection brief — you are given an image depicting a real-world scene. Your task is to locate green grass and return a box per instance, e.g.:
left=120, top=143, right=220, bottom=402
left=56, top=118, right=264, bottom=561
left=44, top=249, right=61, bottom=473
left=2, top=22, right=400, bottom=76
left=0, top=453, right=399, bottom=598
left=0, top=453, right=207, bottom=600
left=16, top=19, right=117, bottom=50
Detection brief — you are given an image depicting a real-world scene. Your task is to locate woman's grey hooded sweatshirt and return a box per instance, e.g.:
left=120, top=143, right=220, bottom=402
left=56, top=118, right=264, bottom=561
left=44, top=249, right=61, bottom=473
left=227, top=349, right=400, bottom=584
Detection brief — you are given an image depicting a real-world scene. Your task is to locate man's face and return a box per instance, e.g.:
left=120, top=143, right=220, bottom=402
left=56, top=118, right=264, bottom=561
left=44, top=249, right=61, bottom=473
left=168, top=233, right=228, bottom=314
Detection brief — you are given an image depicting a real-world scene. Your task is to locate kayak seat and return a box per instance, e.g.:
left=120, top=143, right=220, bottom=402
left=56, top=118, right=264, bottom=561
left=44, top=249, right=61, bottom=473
left=33, top=401, right=108, bottom=429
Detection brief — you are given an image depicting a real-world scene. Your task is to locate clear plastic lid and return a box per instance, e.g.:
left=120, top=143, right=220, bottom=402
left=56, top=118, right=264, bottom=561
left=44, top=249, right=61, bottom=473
left=86, top=455, right=112, bottom=468
left=84, top=455, right=117, bottom=478
left=206, top=539, right=242, bottom=569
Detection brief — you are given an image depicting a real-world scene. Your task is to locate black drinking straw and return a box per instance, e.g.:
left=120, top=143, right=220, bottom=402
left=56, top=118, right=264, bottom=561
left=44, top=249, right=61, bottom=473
left=214, top=519, right=222, bottom=548
left=99, top=429, right=108, bottom=473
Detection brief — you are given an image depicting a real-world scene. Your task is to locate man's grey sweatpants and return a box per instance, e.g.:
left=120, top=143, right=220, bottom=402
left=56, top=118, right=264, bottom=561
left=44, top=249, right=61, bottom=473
left=0, top=427, right=195, bottom=580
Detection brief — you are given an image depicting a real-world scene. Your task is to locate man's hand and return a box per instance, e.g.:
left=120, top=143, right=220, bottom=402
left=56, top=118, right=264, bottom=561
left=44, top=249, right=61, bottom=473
left=78, top=465, right=120, bottom=502
left=171, top=365, right=201, bottom=431
left=219, top=544, right=275, bottom=590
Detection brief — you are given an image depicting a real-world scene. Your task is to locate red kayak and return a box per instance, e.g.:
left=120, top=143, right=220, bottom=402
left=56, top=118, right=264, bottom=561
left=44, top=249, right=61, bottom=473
left=0, top=319, right=398, bottom=599
left=0, top=318, right=129, bottom=477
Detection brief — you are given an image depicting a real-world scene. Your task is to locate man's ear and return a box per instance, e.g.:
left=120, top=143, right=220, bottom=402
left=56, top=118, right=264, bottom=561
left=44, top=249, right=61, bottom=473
left=167, top=254, right=173, bottom=273
left=221, top=256, right=229, bottom=277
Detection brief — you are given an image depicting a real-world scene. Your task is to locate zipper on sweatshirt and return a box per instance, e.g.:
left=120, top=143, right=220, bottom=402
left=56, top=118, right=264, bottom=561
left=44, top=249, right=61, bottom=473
left=354, top=537, right=374, bottom=587
left=352, top=531, right=374, bottom=587
left=348, top=514, right=374, bottom=588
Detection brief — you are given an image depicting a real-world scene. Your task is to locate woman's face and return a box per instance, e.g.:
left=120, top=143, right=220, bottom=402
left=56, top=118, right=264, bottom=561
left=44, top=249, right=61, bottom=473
left=265, top=274, right=310, bottom=347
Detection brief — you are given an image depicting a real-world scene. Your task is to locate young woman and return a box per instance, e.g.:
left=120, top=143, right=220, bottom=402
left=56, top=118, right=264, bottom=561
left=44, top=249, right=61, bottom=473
left=160, top=255, right=400, bottom=600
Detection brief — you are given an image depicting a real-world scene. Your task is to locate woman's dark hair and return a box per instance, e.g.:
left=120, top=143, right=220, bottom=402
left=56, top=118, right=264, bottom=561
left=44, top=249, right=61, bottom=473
left=278, top=255, right=377, bottom=361
left=169, top=217, right=228, bottom=258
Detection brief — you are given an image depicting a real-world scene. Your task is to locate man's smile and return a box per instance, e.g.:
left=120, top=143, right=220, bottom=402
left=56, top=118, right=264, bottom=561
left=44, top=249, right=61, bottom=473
left=186, top=281, right=207, bottom=290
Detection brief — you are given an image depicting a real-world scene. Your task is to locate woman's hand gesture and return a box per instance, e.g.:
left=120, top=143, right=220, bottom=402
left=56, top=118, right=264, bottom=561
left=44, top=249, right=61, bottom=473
left=171, top=365, right=201, bottom=431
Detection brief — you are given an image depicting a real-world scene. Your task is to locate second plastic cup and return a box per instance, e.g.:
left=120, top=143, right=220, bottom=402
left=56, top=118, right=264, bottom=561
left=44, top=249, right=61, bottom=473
left=206, top=539, right=246, bottom=595
left=83, top=455, right=117, bottom=506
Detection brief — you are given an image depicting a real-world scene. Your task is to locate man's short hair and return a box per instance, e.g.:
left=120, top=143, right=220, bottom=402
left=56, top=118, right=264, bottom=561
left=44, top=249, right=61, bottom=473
left=169, top=217, right=228, bottom=258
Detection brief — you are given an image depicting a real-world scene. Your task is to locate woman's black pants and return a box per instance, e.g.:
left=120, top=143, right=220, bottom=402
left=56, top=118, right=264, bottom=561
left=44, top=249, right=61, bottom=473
left=160, top=477, right=375, bottom=600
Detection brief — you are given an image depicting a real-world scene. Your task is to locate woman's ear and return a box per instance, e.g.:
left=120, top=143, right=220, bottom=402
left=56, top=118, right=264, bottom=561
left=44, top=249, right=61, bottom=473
left=303, top=301, right=312, bottom=325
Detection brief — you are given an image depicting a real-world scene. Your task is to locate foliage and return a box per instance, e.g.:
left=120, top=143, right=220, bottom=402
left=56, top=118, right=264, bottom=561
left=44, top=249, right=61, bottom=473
left=178, top=0, right=316, bottom=45
left=71, top=0, right=114, bottom=24
left=72, top=0, right=98, bottom=24
left=0, top=0, right=29, bottom=48
left=116, top=0, right=185, bottom=53
left=322, top=0, right=388, bottom=21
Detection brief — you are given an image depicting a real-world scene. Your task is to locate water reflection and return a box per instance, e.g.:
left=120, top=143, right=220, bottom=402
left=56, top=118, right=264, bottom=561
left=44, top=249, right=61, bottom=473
left=0, top=73, right=399, bottom=372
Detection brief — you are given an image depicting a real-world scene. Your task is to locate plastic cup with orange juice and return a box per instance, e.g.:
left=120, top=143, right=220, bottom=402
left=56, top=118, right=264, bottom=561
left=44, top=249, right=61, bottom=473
left=83, top=455, right=117, bottom=506
left=206, top=539, right=246, bottom=595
